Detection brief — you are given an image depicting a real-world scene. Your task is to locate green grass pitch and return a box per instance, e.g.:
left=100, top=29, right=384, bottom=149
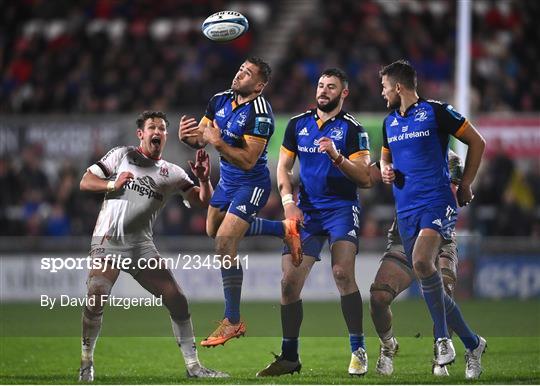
left=1, top=300, right=539, bottom=384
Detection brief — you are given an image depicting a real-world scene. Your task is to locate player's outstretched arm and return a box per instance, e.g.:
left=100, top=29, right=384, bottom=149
left=453, top=122, right=486, bottom=206
left=277, top=149, right=303, bottom=221
left=79, top=171, right=133, bottom=193
left=186, top=149, right=213, bottom=207
left=203, top=119, right=264, bottom=171
left=178, top=115, right=207, bottom=149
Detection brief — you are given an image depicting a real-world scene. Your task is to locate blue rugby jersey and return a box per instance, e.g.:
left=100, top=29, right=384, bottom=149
left=281, top=109, right=370, bottom=210
left=202, top=89, right=274, bottom=185
left=382, top=99, right=468, bottom=214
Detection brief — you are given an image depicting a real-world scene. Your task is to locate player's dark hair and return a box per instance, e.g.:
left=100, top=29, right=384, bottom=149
left=321, top=68, right=349, bottom=88
left=379, top=60, right=417, bottom=90
left=136, top=111, right=169, bottom=129
left=247, top=56, right=272, bottom=83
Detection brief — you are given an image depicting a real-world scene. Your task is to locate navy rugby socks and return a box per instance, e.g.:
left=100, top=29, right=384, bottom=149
left=221, top=264, right=243, bottom=324
left=443, top=294, right=480, bottom=350
left=246, top=218, right=284, bottom=237
left=341, top=291, right=365, bottom=351
left=420, top=272, right=449, bottom=339
left=281, top=300, right=303, bottom=361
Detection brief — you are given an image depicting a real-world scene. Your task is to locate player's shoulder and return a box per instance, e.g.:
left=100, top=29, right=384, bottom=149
left=288, top=109, right=312, bottom=125
left=210, top=89, right=234, bottom=103
left=341, top=111, right=364, bottom=130
left=425, top=98, right=450, bottom=111
left=251, top=94, right=273, bottom=116
left=425, top=99, right=464, bottom=120
left=102, top=145, right=133, bottom=160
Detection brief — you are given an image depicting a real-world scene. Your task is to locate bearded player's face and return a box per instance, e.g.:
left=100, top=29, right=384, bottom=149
left=137, top=118, right=167, bottom=158
left=381, top=75, right=401, bottom=110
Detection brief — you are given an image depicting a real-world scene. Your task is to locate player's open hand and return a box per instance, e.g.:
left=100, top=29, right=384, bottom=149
left=318, top=137, right=339, bottom=160
left=202, top=120, right=222, bottom=146
left=189, top=149, right=211, bottom=182
left=381, top=164, right=396, bottom=184
left=456, top=183, right=474, bottom=207
left=115, top=171, right=134, bottom=190
left=179, top=115, right=199, bottom=143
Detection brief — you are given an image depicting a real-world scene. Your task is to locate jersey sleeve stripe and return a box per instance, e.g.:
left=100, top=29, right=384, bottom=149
left=348, top=150, right=370, bottom=160
left=244, top=134, right=267, bottom=144
left=290, top=110, right=311, bottom=120
left=201, top=116, right=212, bottom=126
left=454, top=120, right=470, bottom=138
left=381, top=146, right=391, bottom=154
left=261, top=97, right=268, bottom=113
left=254, top=98, right=262, bottom=114
left=344, top=114, right=361, bottom=126
left=95, top=161, right=111, bottom=178
left=280, top=145, right=296, bottom=158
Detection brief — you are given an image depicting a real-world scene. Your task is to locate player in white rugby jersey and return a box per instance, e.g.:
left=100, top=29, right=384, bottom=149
left=78, top=111, right=227, bottom=381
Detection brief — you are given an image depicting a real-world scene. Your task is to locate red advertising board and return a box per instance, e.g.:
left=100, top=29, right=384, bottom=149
left=477, top=116, right=540, bottom=158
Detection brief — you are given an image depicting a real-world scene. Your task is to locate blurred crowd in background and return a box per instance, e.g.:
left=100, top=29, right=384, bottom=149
left=1, top=142, right=539, bottom=238
left=2, top=0, right=538, bottom=113
left=1, top=0, right=539, bottom=239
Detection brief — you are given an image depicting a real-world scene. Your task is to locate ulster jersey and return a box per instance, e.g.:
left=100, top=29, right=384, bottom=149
left=91, top=146, right=194, bottom=244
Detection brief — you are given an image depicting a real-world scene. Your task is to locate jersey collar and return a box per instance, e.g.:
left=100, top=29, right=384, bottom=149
left=399, top=98, right=425, bottom=117
left=137, top=146, right=161, bottom=161
left=230, top=91, right=257, bottom=111
left=312, top=109, right=346, bottom=129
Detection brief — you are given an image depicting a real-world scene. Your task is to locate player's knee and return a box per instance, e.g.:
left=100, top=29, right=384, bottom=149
left=86, top=275, right=113, bottom=312
left=281, top=277, right=301, bottom=302
left=413, top=259, right=435, bottom=277
left=332, top=266, right=353, bottom=289
left=370, top=283, right=395, bottom=308
left=215, top=236, right=234, bottom=256
left=206, top=223, right=217, bottom=239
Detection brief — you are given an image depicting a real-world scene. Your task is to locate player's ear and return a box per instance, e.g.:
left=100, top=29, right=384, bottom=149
left=255, top=81, right=265, bottom=94
left=136, top=128, right=144, bottom=140
left=342, top=88, right=349, bottom=99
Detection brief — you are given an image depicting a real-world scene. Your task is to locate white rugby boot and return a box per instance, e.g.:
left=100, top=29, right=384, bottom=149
left=465, top=336, right=487, bottom=379
left=435, top=337, right=455, bottom=366
left=376, top=337, right=399, bottom=376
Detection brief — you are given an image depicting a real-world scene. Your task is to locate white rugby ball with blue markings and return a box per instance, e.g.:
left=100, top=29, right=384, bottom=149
left=202, top=11, right=249, bottom=42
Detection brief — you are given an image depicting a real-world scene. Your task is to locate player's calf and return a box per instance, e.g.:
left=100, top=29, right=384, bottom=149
left=80, top=275, right=112, bottom=381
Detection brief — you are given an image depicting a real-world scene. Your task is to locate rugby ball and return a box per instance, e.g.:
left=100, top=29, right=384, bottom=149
left=202, top=11, right=249, bottom=42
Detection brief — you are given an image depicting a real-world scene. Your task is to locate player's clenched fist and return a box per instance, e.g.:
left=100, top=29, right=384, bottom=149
left=189, top=149, right=211, bottom=182
left=202, top=120, right=222, bottom=146
left=456, top=183, right=474, bottom=207
left=318, top=137, right=339, bottom=160
left=115, top=171, right=134, bottom=190
left=381, top=164, right=396, bottom=184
